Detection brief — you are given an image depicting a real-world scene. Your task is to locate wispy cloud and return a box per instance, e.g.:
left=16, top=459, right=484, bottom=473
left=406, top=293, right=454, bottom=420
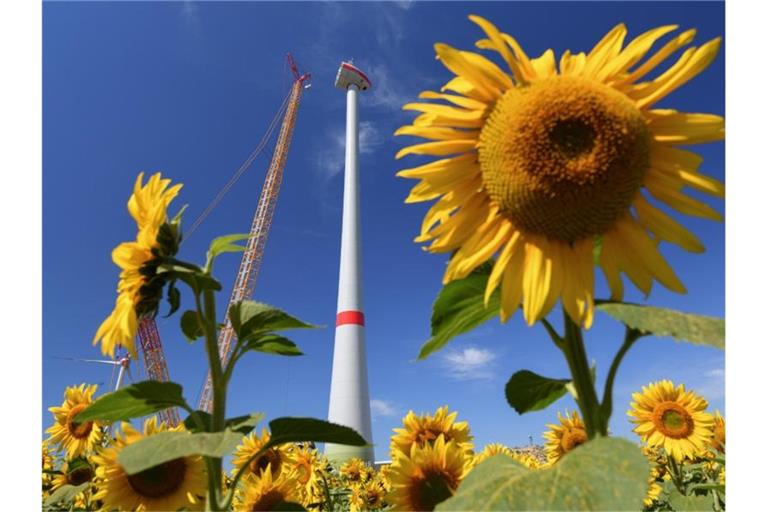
left=316, top=121, right=384, bottom=179
left=370, top=398, right=399, bottom=418
left=361, top=62, right=418, bottom=113
left=180, top=1, right=201, bottom=35
left=441, top=346, right=497, bottom=381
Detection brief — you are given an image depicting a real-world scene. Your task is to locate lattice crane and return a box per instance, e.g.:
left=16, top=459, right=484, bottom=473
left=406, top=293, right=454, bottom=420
left=132, top=54, right=309, bottom=424
left=197, top=55, right=310, bottom=412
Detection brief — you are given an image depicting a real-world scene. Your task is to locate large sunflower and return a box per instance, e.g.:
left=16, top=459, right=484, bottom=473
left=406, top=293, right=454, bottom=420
left=628, top=380, right=714, bottom=462
left=396, top=16, right=724, bottom=327
left=233, top=466, right=303, bottom=512
left=93, top=172, right=183, bottom=357
left=91, top=417, right=206, bottom=512
left=388, top=435, right=471, bottom=511
left=232, top=428, right=295, bottom=480
left=45, top=384, right=103, bottom=459
left=543, top=410, right=588, bottom=464
left=390, top=406, right=474, bottom=458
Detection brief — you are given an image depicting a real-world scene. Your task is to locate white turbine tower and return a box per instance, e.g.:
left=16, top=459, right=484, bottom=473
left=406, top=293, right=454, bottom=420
left=325, top=61, right=374, bottom=464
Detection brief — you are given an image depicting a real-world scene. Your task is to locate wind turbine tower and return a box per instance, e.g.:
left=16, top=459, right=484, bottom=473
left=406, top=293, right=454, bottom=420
left=326, top=61, right=374, bottom=464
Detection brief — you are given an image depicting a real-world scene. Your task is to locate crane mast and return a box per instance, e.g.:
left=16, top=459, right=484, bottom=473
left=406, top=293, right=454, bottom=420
left=137, top=317, right=181, bottom=426
left=198, top=56, right=310, bottom=412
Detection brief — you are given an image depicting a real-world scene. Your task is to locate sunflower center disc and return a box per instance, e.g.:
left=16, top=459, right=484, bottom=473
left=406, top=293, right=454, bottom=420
left=413, top=470, right=456, bottom=511
left=67, top=466, right=94, bottom=486
left=478, top=76, right=651, bottom=242
left=251, top=449, right=282, bottom=477
left=652, top=401, right=694, bottom=439
left=251, top=490, right=288, bottom=511
left=560, top=427, right=588, bottom=453
left=66, top=404, right=94, bottom=439
left=126, top=457, right=187, bottom=498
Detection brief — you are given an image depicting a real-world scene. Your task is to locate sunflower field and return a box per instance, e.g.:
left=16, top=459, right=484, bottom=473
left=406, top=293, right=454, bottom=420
left=42, top=10, right=724, bottom=512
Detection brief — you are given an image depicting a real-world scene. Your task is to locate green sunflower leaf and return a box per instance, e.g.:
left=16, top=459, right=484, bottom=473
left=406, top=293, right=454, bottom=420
left=205, top=233, right=250, bottom=272
left=596, top=302, right=725, bottom=349
left=180, top=310, right=204, bottom=342
left=240, top=334, right=304, bottom=357
left=183, top=411, right=263, bottom=434
left=264, top=417, right=368, bottom=450
left=668, top=491, right=714, bottom=511
left=118, top=430, right=244, bottom=474
left=505, top=370, right=570, bottom=414
left=420, top=262, right=499, bottom=359
left=437, top=437, right=649, bottom=511
left=229, top=300, right=318, bottom=340
left=43, top=482, right=91, bottom=508
left=74, top=381, right=189, bottom=424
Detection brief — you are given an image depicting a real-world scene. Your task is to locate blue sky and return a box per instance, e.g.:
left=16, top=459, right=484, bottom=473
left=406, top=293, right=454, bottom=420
left=43, top=1, right=724, bottom=461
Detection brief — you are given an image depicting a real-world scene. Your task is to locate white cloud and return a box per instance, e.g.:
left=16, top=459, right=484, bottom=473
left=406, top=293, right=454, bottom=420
left=370, top=399, right=399, bottom=418
left=316, top=121, right=383, bottom=179
left=361, top=62, right=416, bottom=112
left=441, top=346, right=497, bottom=381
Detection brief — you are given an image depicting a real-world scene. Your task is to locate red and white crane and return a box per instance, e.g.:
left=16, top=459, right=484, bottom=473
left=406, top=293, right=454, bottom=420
left=128, top=54, right=309, bottom=422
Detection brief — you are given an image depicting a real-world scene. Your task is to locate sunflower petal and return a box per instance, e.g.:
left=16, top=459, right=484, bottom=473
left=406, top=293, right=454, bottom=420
left=396, top=140, right=478, bottom=159
left=417, top=90, right=490, bottom=111
left=622, top=28, right=697, bottom=84
left=434, top=43, right=501, bottom=101
left=647, top=110, right=724, bottom=144
left=634, top=194, right=705, bottom=253
left=468, top=14, right=529, bottom=84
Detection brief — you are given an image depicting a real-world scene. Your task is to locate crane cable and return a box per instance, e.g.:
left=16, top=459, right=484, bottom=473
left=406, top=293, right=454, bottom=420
left=184, top=86, right=293, bottom=241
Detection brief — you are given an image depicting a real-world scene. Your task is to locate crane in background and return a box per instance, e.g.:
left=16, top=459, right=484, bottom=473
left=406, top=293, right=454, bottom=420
left=197, top=54, right=310, bottom=412
left=127, top=54, right=309, bottom=422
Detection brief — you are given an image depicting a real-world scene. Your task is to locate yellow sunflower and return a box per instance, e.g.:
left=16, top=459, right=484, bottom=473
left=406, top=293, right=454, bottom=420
left=350, top=477, right=389, bottom=512
left=628, top=380, right=714, bottom=462
left=93, top=172, right=183, bottom=358
left=91, top=417, right=206, bottom=512
left=390, top=406, right=474, bottom=458
left=644, top=473, right=663, bottom=508
left=388, top=435, right=471, bottom=511
left=543, top=410, right=588, bottom=464
left=42, top=441, right=54, bottom=489
left=51, top=459, right=95, bottom=491
left=232, top=428, right=295, bottom=480
left=340, top=457, right=374, bottom=487
left=473, top=443, right=511, bottom=465
left=396, top=16, right=724, bottom=328
left=287, top=444, right=325, bottom=507
left=233, top=466, right=303, bottom=512
left=710, top=411, right=725, bottom=453
left=46, top=384, right=103, bottom=459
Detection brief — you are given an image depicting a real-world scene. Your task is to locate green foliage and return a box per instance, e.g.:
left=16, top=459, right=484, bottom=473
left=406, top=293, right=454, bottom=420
left=43, top=483, right=90, bottom=509
left=74, top=381, right=189, bottom=424
left=420, top=262, right=499, bottom=359
left=229, top=300, right=317, bottom=341
left=505, top=370, right=570, bottom=414
left=668, top=491, right=714, bottom=511
left=184, top=411, right=263, bottom=434
left=118, top=430, right=245, bottom=474
left=596, top=302, right=724, bottom=349
left=205, top=233, right=250, bottom=271
left=240, top=334, right=304, bottom=356
left=180, top=310, right=204, bottom=341
left=438, top=438, right=649, bottom=511
left=265, top=417, right=368, bottom=449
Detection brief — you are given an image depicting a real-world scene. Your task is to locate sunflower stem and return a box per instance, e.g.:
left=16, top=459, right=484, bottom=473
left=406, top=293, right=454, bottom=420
left=561, top=311, right=603, bottom=438
left=599, top=327, right=644, bottom=432
left=198, top=288, right=226, bottom=511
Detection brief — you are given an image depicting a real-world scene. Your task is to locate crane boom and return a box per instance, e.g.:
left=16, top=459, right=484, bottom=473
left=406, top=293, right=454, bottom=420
left=197, top=58, right=310, bottom=412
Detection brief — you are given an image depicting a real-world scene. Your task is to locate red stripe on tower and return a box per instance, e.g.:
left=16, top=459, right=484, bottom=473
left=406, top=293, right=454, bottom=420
left=336, top=310, right=365, bottom=327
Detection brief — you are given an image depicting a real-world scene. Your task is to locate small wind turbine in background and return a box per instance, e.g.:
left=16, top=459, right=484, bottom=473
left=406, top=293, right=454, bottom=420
left=53, top=353, right=134, bottom=392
